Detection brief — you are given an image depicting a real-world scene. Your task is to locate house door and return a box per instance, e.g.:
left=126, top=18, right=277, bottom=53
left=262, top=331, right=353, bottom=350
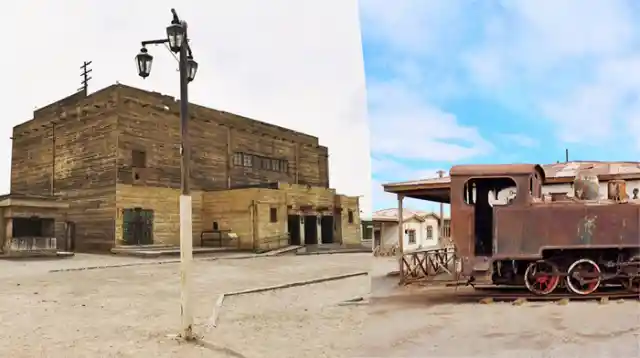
left=122, top=208, right=154, bottom=245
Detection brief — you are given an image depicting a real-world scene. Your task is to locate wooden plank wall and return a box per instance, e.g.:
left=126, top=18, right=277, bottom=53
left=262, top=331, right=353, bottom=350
left=11, top=88, right=118, bottom=252
left=114, top=85, right=330, bottom=191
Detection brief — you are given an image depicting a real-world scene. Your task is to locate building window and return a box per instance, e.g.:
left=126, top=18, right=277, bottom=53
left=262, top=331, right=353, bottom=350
left=270, top=208, right=278, bottom=223
left=407, top=229, right=416, bottom=244
left=132, top=150, right=146, bottom=168
left=243, top=154, right=253, bottom=167
left=232, top=153, right=243, bottom=166
left=233, top=152, right=288, bottom=172
left=442, top=221, right=451, bottom=238
left=427, top=225, right=433, bottom=239
left=213, top=222, right=219, bottom=231
left=348, top=210, right=354, bottom=224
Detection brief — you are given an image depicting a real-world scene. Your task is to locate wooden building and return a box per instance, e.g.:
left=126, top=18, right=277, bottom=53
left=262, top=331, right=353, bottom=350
left=11, top=84, right=361, bottom=253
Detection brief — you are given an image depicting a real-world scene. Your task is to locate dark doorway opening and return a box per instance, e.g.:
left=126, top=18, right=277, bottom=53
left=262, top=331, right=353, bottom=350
left=464, top=177, right=516, bottom=257
left=122, top=208, right=154, bottom=245
left=13, top=217, right=54, bottom=237
left=287, top=215, right=301, bottom=245
left=304, top=215, right=318, bottom=245
left=320, top=215, right=334, bottom=244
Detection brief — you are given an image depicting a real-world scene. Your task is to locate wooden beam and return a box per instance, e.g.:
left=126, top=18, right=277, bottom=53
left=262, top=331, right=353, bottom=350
left=397, top=194, right=404, bottom=281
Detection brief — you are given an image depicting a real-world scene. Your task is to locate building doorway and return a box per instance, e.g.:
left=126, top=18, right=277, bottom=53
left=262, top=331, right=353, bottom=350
left=287, top=215, right=301, bottom=245
left=122, top=208, right=154, bottom=245
left=304, top=215, right=318, bottom=245
left=320, top=215, right=334, bottom=244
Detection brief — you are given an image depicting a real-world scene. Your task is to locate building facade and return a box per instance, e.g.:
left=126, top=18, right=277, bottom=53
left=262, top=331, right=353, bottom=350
left=10, top=84, right=361, bottom=253
left=372, top=208, right=451, bottom=252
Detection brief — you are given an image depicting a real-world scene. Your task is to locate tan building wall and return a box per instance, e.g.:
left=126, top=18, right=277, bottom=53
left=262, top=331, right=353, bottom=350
left=335, top=195, right=361, bottom=247
left=113, top=182, right=361, bottom=251
left=115, top=184, right=203, bottom=246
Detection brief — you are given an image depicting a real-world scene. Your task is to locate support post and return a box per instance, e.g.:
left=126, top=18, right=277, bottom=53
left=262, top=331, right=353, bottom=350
left=178, top=20, right=194, bottom=341
left=437, top=170, right=445, bottom=246
left=397, top=194, right=404, bottom=279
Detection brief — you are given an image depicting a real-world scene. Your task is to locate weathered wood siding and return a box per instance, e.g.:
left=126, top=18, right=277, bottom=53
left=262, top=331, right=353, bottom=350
left=11, top=88, right=118, bottom=252
left=114, top=85, right=329, bottom=191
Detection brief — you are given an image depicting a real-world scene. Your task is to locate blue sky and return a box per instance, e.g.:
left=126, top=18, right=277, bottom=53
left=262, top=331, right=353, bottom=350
left=360, top=0, right=640, bottom=212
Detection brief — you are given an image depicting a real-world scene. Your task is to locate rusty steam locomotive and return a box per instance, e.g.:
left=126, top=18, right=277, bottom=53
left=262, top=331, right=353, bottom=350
left=449, top=164, right=640, bottom=296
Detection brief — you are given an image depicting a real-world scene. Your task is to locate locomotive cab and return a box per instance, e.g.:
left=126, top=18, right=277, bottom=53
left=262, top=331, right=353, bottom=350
left=449, top=164, right=545, bottom=277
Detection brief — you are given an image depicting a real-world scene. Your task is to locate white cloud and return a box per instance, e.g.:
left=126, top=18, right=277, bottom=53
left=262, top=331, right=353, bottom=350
left=371, top=157, right=445, bottom=211
left=499, top=133, right=539, bottom=148
left=3, top=0, right=371, bottom=216
left=461, top=0, right=640, bottom=145
left=368, top=82, right=493, bottom=162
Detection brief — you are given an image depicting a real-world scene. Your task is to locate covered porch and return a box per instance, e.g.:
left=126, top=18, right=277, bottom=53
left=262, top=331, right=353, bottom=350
left=381, top=176, right=455, bottom=283
left=0, top=193, right=71, bottom=257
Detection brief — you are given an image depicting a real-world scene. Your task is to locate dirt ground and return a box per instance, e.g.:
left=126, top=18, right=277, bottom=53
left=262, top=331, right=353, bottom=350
left=4, top=253, right=639, bottom=357
left=366, top=257, right=640, bottom=358
left=0, top=253, right=370, bottom=358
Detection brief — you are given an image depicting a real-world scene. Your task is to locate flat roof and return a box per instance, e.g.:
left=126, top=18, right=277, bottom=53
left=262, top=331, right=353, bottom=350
left=383, top=161, right=640, bottom=203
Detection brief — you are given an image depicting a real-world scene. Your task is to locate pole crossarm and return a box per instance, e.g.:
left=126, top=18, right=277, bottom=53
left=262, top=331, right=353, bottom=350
left=141, top=39, right=170, bottom=46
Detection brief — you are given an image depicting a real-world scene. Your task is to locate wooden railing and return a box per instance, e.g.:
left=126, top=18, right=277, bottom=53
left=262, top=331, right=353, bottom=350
left=400, top=246, right=459, bottom=284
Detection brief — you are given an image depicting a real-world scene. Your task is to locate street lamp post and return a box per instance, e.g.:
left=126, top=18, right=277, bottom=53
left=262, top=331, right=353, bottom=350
left=135, top=8, right=199, bottom=341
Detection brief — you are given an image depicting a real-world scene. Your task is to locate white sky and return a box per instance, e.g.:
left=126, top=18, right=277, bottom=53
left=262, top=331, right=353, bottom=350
left=3, top=0, right=372, bottom=218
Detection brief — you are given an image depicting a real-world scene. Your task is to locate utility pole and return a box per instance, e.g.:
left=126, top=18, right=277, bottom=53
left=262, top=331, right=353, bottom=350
left=436, top=170, right=446, bottom=246
left=135, top=8, right=199, bottom=341
left=78, top=61, right=93, bottom=94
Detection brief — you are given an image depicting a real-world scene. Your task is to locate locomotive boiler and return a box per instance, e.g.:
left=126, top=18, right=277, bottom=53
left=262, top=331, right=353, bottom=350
left=449, top=164, right=640, bottom=296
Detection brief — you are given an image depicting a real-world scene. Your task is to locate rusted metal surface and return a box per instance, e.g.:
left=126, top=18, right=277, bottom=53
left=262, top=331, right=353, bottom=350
left=450, top=164, right=545, bottom=178
left=447, top=163, right=640, bottom=289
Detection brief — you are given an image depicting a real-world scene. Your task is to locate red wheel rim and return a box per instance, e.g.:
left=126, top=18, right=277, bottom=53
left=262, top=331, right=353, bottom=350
left=525, top=261, right=560, bottom=295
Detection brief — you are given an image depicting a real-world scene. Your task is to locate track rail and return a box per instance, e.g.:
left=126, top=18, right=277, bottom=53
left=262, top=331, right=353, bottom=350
left=456, top=286, right=639, bottom=302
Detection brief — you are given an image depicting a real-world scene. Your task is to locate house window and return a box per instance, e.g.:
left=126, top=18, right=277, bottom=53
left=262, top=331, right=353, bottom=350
left=348, top=210, right=354, bottom=224
left=232, top=153, right=243, bottom=166
left=427, top=225, right=433, bottom=239
left=270, top=208, right=278, bottom=223
left=407, top=229, right=416, bottom=244
left=132, top=150, right=146, bottom=168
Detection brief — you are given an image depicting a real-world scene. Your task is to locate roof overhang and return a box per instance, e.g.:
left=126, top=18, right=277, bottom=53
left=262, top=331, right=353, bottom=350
left=382, top=171, right=640, bottom=204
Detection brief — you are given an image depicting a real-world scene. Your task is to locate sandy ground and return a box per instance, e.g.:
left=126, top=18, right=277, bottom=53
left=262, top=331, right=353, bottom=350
left=0, top=253, right=370, bottom=358
left=366, top=257, right=640, bottom=358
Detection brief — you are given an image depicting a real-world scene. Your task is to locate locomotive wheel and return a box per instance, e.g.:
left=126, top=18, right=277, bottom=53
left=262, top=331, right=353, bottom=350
left=524, top=260, right=560, bottom=295
left=621, top=256, right=640, bottom=293
left=565, top=258, right=601, bottom=295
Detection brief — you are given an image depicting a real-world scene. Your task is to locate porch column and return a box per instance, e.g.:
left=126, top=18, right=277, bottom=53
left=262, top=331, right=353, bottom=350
left=299, top=216, right=305, bottom=245
left=397, top=194, right=404, bottom=278
left=316, top=214, right=322, bottom=244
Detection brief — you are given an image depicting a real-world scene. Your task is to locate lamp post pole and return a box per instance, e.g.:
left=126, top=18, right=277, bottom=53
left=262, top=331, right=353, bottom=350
left=135, top=8, right=199, bottom=341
